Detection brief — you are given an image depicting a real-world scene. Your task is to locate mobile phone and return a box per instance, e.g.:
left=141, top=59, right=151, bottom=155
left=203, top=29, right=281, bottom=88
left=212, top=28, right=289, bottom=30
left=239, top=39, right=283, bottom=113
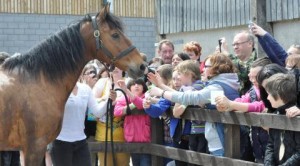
left=248, top=20, right=254, bottom=30
left=148, top=67, right=156, bottom=74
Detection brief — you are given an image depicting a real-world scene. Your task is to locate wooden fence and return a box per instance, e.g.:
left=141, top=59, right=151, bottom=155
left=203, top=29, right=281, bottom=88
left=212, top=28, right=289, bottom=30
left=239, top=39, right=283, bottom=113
left=113, top=0, right=155, bottom=18
left=0, top=0, right=155, bottom=17
left=88, top=107, right=300, bottom=166
left=0, top=0, right=103, bottom=15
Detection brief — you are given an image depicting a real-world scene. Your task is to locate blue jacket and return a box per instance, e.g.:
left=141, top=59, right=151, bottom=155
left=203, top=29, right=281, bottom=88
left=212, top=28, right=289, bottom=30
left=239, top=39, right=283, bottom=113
left=145, top=98, right=191, bottom=141
left=205, top=81, right=240, bottom=149
left=171, top=73, right=240, bottom=153
left=257, top=33, right=287, bottom=66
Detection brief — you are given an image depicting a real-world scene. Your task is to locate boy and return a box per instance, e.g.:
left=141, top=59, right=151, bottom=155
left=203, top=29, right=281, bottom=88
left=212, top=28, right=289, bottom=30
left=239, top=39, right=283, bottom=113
left=263, top=73, right=300, bottom=165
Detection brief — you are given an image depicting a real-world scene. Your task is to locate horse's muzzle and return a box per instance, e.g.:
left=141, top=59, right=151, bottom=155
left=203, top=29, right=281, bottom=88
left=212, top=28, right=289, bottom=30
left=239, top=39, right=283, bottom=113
left=143, top=65, right=155, bottom=76
left=140, top=63, right=146, bottom=72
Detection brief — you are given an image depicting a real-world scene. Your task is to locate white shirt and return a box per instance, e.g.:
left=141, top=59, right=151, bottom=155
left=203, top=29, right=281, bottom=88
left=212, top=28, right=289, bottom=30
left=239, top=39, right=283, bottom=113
left=56, top=82, right=107, bottom=142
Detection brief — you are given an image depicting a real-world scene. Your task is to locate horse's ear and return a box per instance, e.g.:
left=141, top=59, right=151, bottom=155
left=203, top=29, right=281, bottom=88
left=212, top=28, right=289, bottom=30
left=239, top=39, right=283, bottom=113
left=99, top=2, right=111, bottom=20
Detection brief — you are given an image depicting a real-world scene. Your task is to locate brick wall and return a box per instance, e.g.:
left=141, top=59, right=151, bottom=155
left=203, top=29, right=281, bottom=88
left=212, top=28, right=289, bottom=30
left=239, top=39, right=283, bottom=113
left=0, top=13, right=156, bottom=61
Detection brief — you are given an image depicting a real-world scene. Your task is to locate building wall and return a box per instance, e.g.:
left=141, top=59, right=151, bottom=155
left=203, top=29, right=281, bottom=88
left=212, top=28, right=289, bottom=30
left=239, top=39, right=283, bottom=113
left=0, top=13, right=156, bottom=60
left=164, top=19, right=300, bottom=61
left=165, top=25, right=246, bottom=61
left=273, top=20, right=300, bottom=49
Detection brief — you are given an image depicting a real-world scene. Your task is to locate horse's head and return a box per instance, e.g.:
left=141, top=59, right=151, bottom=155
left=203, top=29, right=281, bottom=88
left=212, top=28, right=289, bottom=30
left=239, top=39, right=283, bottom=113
left=85, top=3, right=146, bottom=79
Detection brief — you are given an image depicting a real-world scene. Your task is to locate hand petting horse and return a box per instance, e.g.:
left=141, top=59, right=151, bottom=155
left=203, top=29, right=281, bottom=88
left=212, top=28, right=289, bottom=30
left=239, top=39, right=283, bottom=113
left=0, top=3, right=146, bottom=166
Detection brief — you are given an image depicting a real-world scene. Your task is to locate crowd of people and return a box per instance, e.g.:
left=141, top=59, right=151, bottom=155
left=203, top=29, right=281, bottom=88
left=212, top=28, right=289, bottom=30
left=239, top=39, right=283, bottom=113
left=1, top=22, right=300, bottom=166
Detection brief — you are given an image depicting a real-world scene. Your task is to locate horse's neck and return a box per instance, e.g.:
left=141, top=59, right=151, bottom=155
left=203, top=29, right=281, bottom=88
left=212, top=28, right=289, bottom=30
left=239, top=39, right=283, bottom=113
left=61, top=63, right=87, bottom=99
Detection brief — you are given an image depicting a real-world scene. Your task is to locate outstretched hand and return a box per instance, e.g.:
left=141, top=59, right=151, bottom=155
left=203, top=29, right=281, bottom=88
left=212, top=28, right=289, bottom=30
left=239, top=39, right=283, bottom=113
left=117, top=80, right=127, bottom=91
left=147, top=72, right=164, bottom=88
left=143, top=97, right=151, bottom=109
left=148, top=86, right=163, bottom=97
left=286, top=106, right=300, bottom=118
left=215, top=95, right=232, bottom=112
left=250, top=23, right=267, bottom=36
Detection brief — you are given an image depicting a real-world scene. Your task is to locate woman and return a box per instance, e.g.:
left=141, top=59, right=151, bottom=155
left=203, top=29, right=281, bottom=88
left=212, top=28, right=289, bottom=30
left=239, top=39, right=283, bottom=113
left=148, top=52, right=240, bottom=156
left=183, top=41, right=202, bottom=62
left=171, top=52, right=190, bottom=67
left=256, top=63, right=288, bottom=113
left=92, top=67, right=130, bottom=166
left=50, top=74, right=110, bottom=166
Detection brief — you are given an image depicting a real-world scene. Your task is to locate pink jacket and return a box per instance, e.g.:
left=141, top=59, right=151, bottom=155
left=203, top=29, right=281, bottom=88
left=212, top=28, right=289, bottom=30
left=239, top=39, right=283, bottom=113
left=234, top=86, right=265, bottom=112
left=114, top=94, right=151, bottom=143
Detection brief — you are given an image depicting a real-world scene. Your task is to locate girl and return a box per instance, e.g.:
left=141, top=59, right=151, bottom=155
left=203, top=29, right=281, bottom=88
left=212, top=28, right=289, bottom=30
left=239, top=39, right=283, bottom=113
left=114, top=78, right=151, bottom=166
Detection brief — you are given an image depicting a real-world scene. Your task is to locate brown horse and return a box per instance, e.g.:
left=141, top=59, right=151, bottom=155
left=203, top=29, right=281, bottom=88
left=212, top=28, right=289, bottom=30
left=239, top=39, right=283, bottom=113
left=0, top=4, right=146, bottom=166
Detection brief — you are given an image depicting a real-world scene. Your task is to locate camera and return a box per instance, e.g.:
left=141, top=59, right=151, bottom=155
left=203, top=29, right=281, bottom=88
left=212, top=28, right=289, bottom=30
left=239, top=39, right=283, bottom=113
left=218, top=39, right=222, bottom=52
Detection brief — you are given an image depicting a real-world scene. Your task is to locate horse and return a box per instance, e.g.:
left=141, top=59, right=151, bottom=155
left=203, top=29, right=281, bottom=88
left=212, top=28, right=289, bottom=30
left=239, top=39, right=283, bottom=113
left=0, top=3, right=146, bottom=166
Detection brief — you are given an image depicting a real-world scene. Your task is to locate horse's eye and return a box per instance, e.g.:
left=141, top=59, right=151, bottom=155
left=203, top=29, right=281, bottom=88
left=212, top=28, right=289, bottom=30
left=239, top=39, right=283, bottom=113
left=111, top=33, right=119, bottom=39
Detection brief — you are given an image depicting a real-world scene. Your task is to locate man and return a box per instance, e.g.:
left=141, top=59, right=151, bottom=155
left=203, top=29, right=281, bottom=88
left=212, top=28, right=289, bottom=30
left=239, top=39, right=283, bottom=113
left=230, top=31, right=257, bottom=95
left=231, top=31, right=257, bottom=162
left=157, top=40, right=174, bottom=64
left=219, top=31, right=257, bottom=162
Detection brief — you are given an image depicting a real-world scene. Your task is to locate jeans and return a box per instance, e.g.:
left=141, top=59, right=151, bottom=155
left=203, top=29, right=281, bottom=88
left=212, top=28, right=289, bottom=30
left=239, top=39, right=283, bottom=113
left=240, top=125, right=255, bottom=161
left=189, top=134, right=208, bottom=153
left=0, top=151, right=20, bottom=166
left=210, top=149, right=224, bottom=157
left=173, top=139, right=189, bottom=166
left=163, top=142, right=174, bottom=166
left=131, top=153, right=151, bottom=166
left=50, top=139, right=92, bottom=166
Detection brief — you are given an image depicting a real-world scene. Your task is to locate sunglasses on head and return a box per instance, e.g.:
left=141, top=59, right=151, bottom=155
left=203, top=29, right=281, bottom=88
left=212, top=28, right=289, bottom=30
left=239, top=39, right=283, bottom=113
left=84, top=70, right=97, bottom=75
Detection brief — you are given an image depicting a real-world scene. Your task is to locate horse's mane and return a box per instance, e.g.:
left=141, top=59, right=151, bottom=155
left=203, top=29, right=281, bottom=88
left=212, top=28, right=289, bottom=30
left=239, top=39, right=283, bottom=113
left=2, top=18, right=90, bottom=82
left=101, top=12, right=124, bottom=32
left=2, top=12, right=124, bottom=83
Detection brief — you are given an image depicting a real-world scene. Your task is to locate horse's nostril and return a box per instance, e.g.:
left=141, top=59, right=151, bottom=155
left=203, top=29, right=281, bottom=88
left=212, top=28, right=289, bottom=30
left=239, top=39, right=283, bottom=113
left=140, top=64, right=146, bottom=71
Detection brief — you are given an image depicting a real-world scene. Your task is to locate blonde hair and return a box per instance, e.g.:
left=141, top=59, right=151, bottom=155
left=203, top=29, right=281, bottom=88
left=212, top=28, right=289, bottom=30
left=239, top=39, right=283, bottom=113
left=174, top=59, right=201, bottom=82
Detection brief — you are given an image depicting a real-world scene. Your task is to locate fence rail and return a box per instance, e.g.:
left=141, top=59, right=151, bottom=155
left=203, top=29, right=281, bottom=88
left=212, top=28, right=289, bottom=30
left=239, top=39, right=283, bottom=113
left=88, top=108, right=300, bottom=165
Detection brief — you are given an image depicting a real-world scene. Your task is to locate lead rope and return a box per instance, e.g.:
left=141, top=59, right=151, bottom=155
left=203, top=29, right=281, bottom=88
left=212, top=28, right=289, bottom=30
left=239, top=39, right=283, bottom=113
left=104, top=64, right=131, bottom=166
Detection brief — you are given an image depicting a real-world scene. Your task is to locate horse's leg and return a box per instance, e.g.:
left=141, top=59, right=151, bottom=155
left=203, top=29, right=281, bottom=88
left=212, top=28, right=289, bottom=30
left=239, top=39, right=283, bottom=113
left=20, top=151, right=24, bottom=166
left=22, top=147, right=46, bottom=166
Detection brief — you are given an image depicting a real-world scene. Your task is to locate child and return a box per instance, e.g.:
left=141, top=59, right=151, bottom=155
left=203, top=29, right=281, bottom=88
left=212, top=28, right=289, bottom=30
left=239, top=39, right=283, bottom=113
left=114, top=78, right=151, bottom=166
left=171, top=60, right=207, bottom=154
left=263, top=73, right=300, bottom=165
left=143, top=64, right=178, bottom=165
left=215, top=57, right=271, bottom=163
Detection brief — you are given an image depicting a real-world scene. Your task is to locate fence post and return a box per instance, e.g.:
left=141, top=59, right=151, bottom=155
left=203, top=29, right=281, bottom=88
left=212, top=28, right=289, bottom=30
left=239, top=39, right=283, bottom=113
left=224, top=124, right=240, bottom=159
left=250, top=0, right=272, bottom=58
left=150, top=117, right=164, bottom=166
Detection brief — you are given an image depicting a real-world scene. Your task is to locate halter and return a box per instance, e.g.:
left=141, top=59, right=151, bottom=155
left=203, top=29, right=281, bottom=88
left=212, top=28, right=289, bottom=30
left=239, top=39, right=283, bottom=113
left=91, top=15, right=136, bottom=166
left=91, top=16, right=136, bottom=71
